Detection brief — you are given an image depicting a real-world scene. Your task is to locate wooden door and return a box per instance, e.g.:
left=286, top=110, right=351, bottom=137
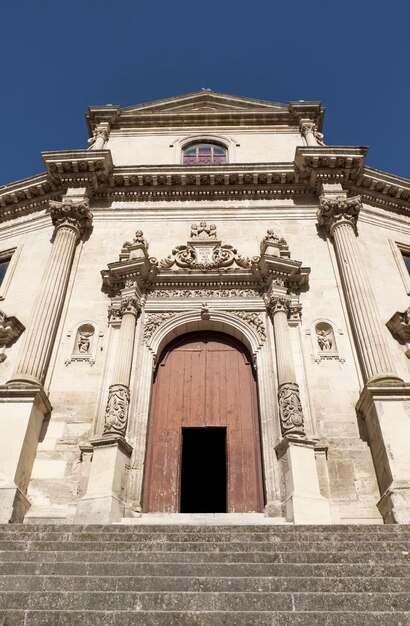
left=142, top=331, right=264, bottom=512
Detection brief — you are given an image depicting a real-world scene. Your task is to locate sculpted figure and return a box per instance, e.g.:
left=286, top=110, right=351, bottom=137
left=317, top=328, right=333, bottom=351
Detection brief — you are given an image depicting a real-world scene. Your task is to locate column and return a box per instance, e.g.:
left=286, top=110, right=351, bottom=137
left=268, top=295, right=331, bottom=524
left=318, top=186, right=410, bottom=523
left=0, top=194, right=91, bottom=522
left=103, top=296, right=140, bottom=437
left=9, top=196, right=92, bottom=387
left=88, top=122, right=110, bottom=150
left=317, top=189, right=401, bottom=385
left=300, top=119, right=324, bottom=147
left=75, top=294, right=140, bottom=523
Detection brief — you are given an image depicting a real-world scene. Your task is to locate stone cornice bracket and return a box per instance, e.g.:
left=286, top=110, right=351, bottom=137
left=256, top=229, right=310, bottom=290
left=42, top=149, right=113, bottom=193
left=49, top=198, right=93, bottom=239
left=387, top=308, right=410, bottom=358
left=102, top=230, right=158, bottom=295
left=0, top=310, right=25, bottom=362
left=317, top=194, right=362, bottom=237
left=294, top=146, right=367, bottom=191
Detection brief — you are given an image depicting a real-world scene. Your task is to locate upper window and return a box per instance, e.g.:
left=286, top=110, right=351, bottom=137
left=402, top=252, right=410, bottom=275
left=0, top=257, right=11, bottom=287
left=182, top=143, right=227, bottom=165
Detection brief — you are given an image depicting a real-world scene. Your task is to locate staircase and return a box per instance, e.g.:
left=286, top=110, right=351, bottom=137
left=0, top=523, right=410, bottom=625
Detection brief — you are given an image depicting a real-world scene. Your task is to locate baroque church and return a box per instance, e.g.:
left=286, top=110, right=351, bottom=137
left=1, top=90, right=410, bottom=527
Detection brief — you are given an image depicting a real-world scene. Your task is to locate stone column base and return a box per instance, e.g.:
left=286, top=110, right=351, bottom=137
left=357, top=384, right=410, bottom=524
left=378, top=482, right=410, bottom=524
left=0, top=385, right=52, bottom=523
left=276, top=436, right=332, bottom=524
left=74, top=434, right=132, bottom=524
left=0, top=484, right=31, bottom=523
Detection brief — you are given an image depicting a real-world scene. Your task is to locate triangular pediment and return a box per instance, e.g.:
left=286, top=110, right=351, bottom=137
left=122, top=91, right=287, bottom=115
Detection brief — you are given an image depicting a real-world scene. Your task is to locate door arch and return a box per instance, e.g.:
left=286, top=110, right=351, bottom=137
left=142, top=331, right=264, bottom=512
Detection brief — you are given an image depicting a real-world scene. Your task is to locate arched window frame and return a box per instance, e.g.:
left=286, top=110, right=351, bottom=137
left=171, top=135, right=238, bottom=165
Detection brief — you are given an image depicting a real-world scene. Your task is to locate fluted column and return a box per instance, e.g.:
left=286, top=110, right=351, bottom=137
left=9, top=198, right=92, bottom=387
left=268, top=296, right=306, bottom=438
left=318, top=192, right=401, bottom=385
left=103, top=295, right=141, bottom=438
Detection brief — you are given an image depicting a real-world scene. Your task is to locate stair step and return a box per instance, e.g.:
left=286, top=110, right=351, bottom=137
left=2, top=611, right=410, bottom=626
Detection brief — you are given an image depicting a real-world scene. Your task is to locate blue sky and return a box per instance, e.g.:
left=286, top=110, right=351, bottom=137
left=1, top=0, right=409, bottom=185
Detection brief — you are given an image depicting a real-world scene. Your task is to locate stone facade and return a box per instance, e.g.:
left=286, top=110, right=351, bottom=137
left=0, top=91, right=410, bottom=525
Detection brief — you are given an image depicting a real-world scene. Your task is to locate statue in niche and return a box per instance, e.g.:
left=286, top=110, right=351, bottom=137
left=76, top=324, right=95, bottom=354
left=315, top=322, right=335, bottom=352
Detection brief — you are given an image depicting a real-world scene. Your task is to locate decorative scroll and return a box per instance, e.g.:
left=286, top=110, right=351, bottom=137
left=278, top=382, right=306, bottom=437
left=144, top=312, right=177, bottom=342
left=158, top=221, right=252, bottom=270
left=103, top=384, right=130, bottom=437
left=228, top=311, right=266, bottom=341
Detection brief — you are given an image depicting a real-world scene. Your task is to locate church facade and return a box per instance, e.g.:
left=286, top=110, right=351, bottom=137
left=0, top=91, right=410, bottom=526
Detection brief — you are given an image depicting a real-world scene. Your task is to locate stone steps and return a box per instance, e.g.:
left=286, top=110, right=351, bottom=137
left=0, top=524, right=410, bottom=625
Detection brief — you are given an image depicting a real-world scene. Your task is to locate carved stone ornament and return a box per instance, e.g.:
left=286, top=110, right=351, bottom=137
left=278, top=382, right=306, bottom=437
left=49, top=198, right=93, bottom=237
left=120, top=296, right=141, bottom=317
left=0, top=310, right=25, bottom=363
left=144, top=312, right=177, bottom=342
left=265, top=295, right=291, bottom=316
left=150, top=288, right=262, bottom=299
left=317, top=195, right=362, bottom=235
left=386, top=308, right=410, bottom=358
left=103, top=383, right=130, bottom=437
left=87, top=123, right=110, bottom=148
left=300, top=120, right=325, bottom=146
left=158, top=221, right=253, bottom=270
left=121, top=230, right=149, bottom=255
left=228, top=311, right=266, bottom=341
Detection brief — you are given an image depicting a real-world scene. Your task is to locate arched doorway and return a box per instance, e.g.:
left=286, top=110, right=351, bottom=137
left=142, top=331, right=264, bottom=512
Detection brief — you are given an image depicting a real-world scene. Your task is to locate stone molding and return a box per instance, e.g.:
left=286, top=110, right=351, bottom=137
left=42, top=150, right=113, bottom=193
left=317, top=194, right=362, bottom=235
left=49, top=198, right=93, bottom=238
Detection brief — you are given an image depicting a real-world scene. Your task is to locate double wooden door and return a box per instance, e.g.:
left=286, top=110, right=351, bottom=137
left=142, top=332, right=264, bottom=512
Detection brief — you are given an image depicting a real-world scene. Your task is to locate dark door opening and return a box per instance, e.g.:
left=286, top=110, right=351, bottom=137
left=180, top=427, right=227, bottom=513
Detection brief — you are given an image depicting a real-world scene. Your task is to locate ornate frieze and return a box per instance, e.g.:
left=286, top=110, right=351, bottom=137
left=103, top=384, right=130, bottom=437
left=228, top=311, right=266, bottom=341
left=49, top=198, right=93, bottom=237
left=278, top=383, right=306, bottom=438
left=317, top=195, right=362, bottom=235
left=150, top=288, right=262, bottom=299
left=144, top=312, right=177, bottom=342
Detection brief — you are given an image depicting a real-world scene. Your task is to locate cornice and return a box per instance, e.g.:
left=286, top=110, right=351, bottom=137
left=1, top=149, right=410, bottom=224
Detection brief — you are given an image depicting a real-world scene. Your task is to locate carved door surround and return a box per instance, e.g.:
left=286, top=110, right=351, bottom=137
left=94, top=221, right=317, bottom=521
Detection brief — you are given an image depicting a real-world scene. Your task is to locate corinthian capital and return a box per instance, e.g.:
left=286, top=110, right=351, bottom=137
left=317, top=195, right=362, bottom=235
left=265, top=295, right=291, bottom=316
left=120, top=295, right=141, bottom=317
left=49, top=198, right=93, bottom=238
